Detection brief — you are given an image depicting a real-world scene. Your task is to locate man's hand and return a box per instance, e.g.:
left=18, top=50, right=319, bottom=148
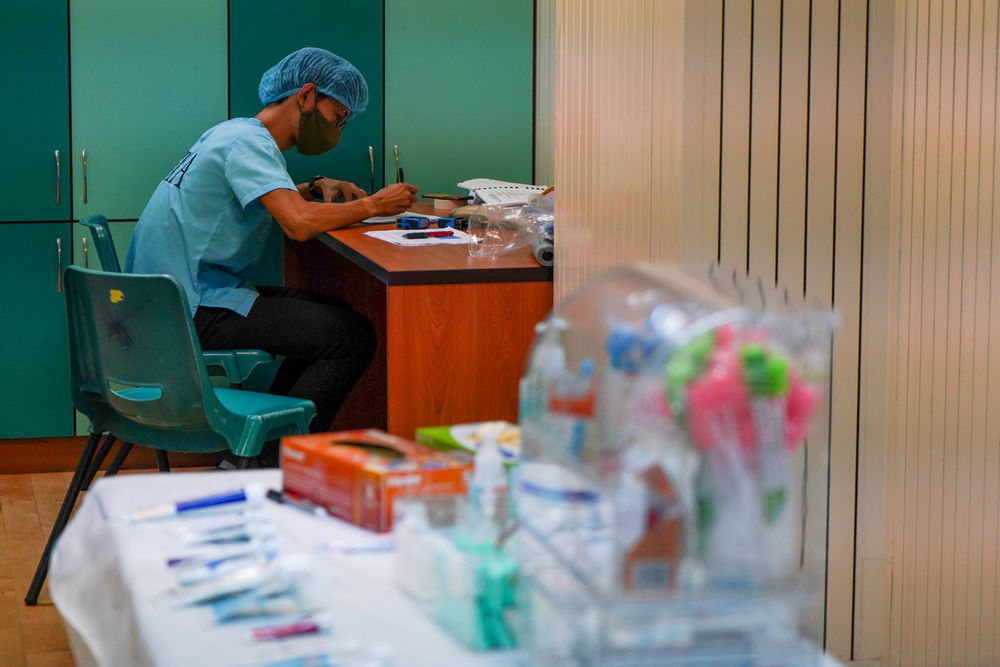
left=313, top=178, right=367, bottom=202
left=369, top=182, right=418, bottom=216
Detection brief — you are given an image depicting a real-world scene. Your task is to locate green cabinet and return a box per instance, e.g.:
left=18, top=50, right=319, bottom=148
left=0, top=0, right=71, bottom=222
left=70, top=0, right=229, bottom=220
left=0, top=224, right=73, bottom=438
left=385, top=0, right=535, bottom=195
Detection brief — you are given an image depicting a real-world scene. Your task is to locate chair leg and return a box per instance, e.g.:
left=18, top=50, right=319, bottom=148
left=82, top=433, right=117, bottom=490
left=25, top=432, right=102, bottom=605
left=155, top=449, right=170, bottom=473
left=103, top=442, right=134, bottom=477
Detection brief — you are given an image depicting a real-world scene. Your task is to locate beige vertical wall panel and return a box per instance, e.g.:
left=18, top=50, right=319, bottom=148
left=891, top=0, right=922, bottom=662
left=555, top=1, right=1000, bottom=663
left=956, top=6, right=984, bottom=662
left=536, top=0, right=556, bottom=187
left=854, top=0, right=896, bottom=662
left=747, top=0, right=781, bottom=282
left=553, top=0, right=684, bottom=300
left=719, top=0, right=753, bottom=270
left=681, top=0, right=722, bottom=262
left=650, top=0, right=685, bottom=261
left=941, top=5, right=968, bottom=663
left=974, top=6, right=1000, bottom=663
left=805, top=1, right=839, bottom=305
left=826, top=0, right=868, bottom=660
left=776, top=1, right=811, bottom=294
left=860, top=0, right=1000, bottom=664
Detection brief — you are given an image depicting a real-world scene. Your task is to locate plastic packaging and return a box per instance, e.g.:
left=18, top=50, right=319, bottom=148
left=175, top=516, right=277, bottom=546
left=174, top=551, right=278, bottom=587
left=511, top=262, right=837, bottom=664
left=467, top=196, right=553, bottom=260
left=169, top=553, right=311, bottom=606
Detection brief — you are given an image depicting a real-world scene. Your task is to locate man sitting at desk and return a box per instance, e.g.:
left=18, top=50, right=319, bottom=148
left=126, top=47, right=417, bottom=464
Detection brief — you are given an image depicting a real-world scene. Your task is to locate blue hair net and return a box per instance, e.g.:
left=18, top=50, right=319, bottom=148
left=258, top=47, right=368, bottom=114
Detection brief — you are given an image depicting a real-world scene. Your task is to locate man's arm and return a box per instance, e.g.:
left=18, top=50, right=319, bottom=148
left=260, top=182, right=418, bottom=241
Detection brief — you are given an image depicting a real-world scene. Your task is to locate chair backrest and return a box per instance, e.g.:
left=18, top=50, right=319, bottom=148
left=79, top=214, right=122, bottom=272
left=65, top=266, right=222, bottom=437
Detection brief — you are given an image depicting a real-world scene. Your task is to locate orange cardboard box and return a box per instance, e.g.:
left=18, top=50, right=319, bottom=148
left=281, top=429, right=473, bottom=533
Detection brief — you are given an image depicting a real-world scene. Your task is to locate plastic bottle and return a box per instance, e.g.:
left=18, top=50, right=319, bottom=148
left=469, top=431, right=507, bottom=523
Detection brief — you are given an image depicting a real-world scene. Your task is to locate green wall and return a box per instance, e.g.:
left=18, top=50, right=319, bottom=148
left=385, top=0, right=535, bottom=196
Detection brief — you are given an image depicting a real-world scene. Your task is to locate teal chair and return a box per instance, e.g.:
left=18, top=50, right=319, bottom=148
left=79, top=215, right=278, bottom=389
left=77, top=214, right=279, bottom=477
left=24, top=266, right=316, bottom=605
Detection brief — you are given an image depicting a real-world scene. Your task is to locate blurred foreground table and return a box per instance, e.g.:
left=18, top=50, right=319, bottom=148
left=49, top=470, right=518, bottom=667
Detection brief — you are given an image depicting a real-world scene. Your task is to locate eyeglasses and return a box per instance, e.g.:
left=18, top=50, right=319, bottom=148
left=333, top=105, right=350, bottom=130
left=316, top=93, right=351, bottom=129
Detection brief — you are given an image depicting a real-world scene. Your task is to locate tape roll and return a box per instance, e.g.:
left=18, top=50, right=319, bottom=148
left=532, top=236, right=554, bottom=267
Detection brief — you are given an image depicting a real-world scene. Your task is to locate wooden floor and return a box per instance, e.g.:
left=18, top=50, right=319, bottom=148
left=1, top=470, right=79, bottom=667
left=0, top=436, right=218, bottom=667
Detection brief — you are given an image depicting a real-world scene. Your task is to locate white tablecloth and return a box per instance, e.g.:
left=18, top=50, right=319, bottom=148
left=49, top=470, right=518, bottom=667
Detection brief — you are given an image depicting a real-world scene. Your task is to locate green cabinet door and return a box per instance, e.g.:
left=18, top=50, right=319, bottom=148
left=229, top=0, right=384, bottom=192
left=0, top=224, right=73, bottom=438
left=0, top=1, right=71, bottom=222
left=70, top=0, right=228, bottom=220
left=229, top=0, right=384, bottom=286
left=385, top=0, right=534, bottom=196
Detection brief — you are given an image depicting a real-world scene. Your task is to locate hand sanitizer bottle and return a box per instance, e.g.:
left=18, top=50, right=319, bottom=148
left=469, top=431, right=507, bottom=525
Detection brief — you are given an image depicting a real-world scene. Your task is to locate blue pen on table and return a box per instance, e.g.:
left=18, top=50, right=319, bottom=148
left=126, top=484, right=265, bottom=522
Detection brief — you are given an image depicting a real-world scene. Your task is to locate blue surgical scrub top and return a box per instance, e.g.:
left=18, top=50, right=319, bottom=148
left=125, top=118, right=297, bottom=316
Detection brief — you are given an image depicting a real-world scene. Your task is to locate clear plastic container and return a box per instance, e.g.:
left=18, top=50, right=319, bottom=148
left=512, top=262, right=838, bottom=665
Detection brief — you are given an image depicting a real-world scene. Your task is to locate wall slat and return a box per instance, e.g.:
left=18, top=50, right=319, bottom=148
left=776, top=0, right=811, bottom=293
left=719, top=0, right=753, bottom=269
left=747, top=0, right=781, bottom=281
left=976, top=6, right=1000, bottom=663
left=827, top=0, right=868, bottom=659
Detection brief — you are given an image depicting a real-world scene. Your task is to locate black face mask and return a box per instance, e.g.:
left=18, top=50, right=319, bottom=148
left=296, top=104, right=342, bottom=155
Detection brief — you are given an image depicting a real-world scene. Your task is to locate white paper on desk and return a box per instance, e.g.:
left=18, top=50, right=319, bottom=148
left=364, top=229, right=472, bottom=246
left=456, top=178, right=548, bottom=206
left=360, top=210, right=441, bottom=225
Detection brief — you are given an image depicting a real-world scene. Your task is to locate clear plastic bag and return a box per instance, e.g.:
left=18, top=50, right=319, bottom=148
left=467, top=197, right=554, bottom=260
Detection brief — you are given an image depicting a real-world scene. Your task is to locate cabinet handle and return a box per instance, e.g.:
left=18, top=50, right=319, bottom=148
left=57, top=238, right=63, bottom=293
left=81, top=149, right=88, bottom=205
left=83, top=237, right=89, bottom=269
left=55, top=149, right=61, bottom=205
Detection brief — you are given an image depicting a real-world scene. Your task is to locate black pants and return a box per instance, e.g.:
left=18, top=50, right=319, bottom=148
left=194, top=286, right=376, bottom=434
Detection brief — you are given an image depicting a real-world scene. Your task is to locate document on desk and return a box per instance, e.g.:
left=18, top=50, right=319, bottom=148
left=364, top=229, right=472, bottom=246
left=360, top=210, right=442, bottom=225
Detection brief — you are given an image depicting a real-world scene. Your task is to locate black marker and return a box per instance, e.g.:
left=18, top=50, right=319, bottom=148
left=402, top=230, right=455, bottom=239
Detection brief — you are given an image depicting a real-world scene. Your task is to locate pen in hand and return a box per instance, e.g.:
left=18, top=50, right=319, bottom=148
left=394, top=145, right=404, bottom=183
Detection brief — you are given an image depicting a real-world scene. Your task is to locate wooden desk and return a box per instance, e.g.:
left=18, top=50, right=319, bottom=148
left=284, top=203, right=553, bottom=438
